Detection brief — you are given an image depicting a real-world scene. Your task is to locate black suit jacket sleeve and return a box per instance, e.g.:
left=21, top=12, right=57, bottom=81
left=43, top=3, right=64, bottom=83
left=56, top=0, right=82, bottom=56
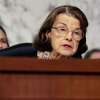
left=0, top=43, right=37, bottom=57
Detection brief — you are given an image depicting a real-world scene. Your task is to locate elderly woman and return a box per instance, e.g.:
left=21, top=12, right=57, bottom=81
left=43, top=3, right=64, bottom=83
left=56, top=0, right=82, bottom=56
left=33, top=5, right=88, bottom=59
left=0, top=5, right=88, bottom=58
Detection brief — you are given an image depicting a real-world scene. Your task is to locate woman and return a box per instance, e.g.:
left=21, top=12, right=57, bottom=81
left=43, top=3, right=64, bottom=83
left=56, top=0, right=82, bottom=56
left=33, top=5, right=88, bottom=59
left=0, top=5, right=88, bottom=58
left=0, top=26, right=9, bottom=49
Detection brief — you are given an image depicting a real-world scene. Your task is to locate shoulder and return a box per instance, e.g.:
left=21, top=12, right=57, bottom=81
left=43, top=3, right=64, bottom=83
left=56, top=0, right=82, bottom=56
left=0, top=43, right=37, bottom=57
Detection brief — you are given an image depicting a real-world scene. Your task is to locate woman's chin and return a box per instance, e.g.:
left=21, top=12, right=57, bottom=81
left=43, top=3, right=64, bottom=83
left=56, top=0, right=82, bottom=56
left=59, top=51, right=75, bottom=57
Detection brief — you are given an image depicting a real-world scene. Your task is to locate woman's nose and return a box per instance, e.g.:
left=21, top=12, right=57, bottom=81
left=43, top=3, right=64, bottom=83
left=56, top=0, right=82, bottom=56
left=65, top=31, right=73, bottom=41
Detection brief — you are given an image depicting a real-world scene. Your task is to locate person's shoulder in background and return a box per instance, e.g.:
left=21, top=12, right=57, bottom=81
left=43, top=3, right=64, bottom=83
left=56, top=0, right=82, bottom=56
left=0, top=43, right=37, bottom=57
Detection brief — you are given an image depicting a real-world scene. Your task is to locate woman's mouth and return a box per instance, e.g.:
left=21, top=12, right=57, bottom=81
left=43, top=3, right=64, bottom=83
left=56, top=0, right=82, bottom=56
left=62, top=44, right=72, bottom=48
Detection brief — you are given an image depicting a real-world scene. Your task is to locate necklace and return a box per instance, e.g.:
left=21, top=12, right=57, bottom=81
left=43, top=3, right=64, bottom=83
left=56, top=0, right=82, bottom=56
left=37, top=51, right=50, bottom=59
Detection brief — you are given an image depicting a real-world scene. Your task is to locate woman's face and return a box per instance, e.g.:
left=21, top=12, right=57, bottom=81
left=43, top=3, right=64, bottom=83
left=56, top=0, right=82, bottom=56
left=48, top=13, right=82, bottom=57
left=0, top=30, right=8, bottom=49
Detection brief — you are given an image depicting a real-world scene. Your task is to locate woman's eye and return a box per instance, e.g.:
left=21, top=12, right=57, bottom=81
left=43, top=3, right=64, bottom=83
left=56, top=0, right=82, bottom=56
left=59, top=28, right=66, bottom=31
left=75, top=32, right=79, bottom=34
left=74, top=32, right=81, bottom=35
left=0, top=39, right=7, bottom=43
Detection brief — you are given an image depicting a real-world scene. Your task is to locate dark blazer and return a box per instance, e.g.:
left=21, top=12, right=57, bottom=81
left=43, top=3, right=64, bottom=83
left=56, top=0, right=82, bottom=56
left=0, top=43, right=37, bottom=57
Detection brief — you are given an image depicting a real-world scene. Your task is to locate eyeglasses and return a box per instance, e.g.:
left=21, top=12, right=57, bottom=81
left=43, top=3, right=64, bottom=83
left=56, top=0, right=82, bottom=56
left=52, top=26, right=83, bottom=41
